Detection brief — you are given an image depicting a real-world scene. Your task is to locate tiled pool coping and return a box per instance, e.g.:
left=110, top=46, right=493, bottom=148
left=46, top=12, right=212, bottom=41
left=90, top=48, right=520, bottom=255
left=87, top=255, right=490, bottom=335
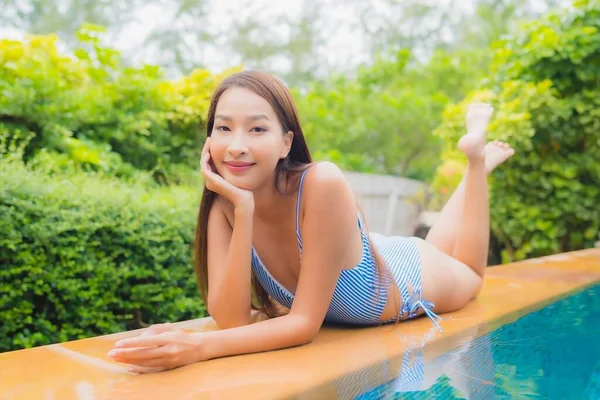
left=2, top=248, right=600, bottom=400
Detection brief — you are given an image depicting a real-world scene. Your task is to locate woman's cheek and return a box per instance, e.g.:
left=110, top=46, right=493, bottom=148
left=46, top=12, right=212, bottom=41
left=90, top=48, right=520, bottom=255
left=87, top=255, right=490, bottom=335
left=208, top=142, right=226, bottom=175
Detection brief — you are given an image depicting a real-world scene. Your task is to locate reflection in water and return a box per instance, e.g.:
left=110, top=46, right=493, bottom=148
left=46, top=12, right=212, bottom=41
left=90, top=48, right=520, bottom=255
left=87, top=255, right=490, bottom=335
left=350, top=283, right=600, bottom=399
left=382, top=327, right=496, bottom=399
left=332, top=323, right=496, bottom=400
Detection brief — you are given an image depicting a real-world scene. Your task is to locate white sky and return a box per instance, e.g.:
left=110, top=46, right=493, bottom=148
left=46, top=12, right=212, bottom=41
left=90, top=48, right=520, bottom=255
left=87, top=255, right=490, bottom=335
left=0, top=0, right=571, bottom=77
left=0, top=0, right=468, bottom=72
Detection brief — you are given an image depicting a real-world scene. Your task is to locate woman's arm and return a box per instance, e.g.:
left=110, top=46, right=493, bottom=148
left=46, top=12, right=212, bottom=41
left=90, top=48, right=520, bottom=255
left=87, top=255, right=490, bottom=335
left=206, top=164, right=359, bottom=356
left=110, top=163, right=360, bottom=372
left=206, top=198, right=254, bottom=329
left=199, top=138, right=256, bottom=329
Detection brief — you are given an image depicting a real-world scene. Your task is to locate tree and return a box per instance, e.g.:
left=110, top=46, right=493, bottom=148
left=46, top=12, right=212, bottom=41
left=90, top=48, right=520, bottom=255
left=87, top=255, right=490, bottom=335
left=295, top=47, right=489, bottom=180
left=0, top=0, right=145, bottom=46
left=0, top=26, right=234, bottom=185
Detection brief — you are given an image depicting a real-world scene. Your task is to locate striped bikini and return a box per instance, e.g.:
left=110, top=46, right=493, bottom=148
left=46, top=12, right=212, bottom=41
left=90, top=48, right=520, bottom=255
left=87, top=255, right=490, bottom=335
left=250, top=167, right=442, bottom=330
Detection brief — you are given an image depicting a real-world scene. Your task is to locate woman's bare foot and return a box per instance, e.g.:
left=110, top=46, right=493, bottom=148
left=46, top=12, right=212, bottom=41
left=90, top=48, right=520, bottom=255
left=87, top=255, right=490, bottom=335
left=485, top=140, right=515, bottom=174
left=458, top=103, right=493, bottom=162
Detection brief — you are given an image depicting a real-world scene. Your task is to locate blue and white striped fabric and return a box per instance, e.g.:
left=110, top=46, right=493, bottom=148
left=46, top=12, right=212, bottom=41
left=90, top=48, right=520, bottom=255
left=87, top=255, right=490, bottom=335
left=388, top=348, right=427, bottom=393
left=250, top=167, right=442, bottom=329
left=370, top=233, right=442, bottom=331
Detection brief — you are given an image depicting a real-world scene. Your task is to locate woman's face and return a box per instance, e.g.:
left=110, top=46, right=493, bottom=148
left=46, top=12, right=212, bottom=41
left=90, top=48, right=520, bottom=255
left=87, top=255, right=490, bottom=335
left=209, top=87, right=293, bottom=191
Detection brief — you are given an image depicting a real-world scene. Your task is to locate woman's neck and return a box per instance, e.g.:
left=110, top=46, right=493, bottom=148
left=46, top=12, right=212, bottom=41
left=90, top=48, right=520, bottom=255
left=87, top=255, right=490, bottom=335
left=252, top=174, right=297, bottom=223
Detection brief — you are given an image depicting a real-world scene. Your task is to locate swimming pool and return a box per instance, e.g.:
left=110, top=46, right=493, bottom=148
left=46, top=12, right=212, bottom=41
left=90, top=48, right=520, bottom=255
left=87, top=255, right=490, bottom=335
left=355, top=283, right=600, bottom=399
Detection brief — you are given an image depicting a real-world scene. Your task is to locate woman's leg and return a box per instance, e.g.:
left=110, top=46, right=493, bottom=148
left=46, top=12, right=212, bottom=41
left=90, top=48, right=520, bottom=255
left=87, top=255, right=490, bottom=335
left=451, top=103, right=494, bottom=276
left=416, top=104, right=505, bottom=312
left=425, top=141, right=515, bottom=256
left=414, top=236, right=482, bottom=313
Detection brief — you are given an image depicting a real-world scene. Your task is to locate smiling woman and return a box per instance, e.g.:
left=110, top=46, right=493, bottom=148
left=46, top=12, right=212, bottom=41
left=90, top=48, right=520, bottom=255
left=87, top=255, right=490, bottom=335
left=209, top=88, right=294, bottom=190
left=107, top=70, right=516, bottom=374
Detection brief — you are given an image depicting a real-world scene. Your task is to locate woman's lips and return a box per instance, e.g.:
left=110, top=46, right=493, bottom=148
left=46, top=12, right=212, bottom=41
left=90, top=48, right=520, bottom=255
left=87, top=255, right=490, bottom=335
left=224, top=161, right=255, bottom=173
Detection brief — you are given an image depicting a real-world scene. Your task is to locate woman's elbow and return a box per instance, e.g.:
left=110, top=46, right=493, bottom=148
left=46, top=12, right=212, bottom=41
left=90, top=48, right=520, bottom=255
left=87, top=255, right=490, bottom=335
left=213, top=317, right=250, bottom=329
left=291, top=314, right=321, bottom=345
left=207, top=301, right=251, bottom=329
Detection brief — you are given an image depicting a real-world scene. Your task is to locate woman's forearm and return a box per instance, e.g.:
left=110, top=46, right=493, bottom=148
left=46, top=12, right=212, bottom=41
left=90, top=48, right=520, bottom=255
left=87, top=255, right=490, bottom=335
left=208, top=207, right=254, bottom=329
left=108, top=313, right=318, bottom=372
left=201, top=313, right=317, bottom=360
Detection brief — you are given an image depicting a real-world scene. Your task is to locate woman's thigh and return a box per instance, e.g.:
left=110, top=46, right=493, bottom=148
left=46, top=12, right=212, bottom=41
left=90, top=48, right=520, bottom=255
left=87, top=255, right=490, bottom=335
left=411, top=237, right=483, bottom=314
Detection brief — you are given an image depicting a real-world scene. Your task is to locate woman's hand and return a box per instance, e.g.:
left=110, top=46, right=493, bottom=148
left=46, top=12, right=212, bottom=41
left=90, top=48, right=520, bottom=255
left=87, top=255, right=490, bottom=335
left=201, top=137, right=254, bottom=212
left=107, top=324, right=210, bottom=374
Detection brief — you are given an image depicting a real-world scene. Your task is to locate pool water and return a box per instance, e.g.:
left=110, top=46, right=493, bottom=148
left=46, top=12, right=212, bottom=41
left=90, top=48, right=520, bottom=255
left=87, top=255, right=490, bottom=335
left=356, top=283, right=600, bottom=399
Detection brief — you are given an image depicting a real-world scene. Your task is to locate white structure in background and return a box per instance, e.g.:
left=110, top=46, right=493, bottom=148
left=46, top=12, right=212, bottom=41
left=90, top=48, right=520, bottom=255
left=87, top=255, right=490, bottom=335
left=343, top=172, right=432, bottom=237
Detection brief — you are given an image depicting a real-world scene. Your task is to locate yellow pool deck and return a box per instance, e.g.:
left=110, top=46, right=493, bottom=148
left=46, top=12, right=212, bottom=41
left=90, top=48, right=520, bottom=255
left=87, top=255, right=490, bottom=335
left=2, top=248, right=600, bottom=400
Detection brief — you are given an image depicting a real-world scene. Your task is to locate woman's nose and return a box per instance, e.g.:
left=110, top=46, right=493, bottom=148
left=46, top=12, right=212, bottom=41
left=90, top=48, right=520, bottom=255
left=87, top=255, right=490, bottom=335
left=227, top=134, right=249, bottom=157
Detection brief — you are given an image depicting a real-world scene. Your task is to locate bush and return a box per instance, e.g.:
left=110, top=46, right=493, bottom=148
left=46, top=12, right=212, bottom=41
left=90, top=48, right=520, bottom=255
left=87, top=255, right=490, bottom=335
left=294, top=48, right=490, bottom=180
left=0, top=142, right=205, bottom=352
left=0, top=24, right=236, bottom=185
left=433, top=0, right=600, bottom=262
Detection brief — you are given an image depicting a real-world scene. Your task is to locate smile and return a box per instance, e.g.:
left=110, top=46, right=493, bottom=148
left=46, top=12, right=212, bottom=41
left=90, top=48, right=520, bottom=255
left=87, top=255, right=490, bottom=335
left=224, top=161, right=255, bottom=173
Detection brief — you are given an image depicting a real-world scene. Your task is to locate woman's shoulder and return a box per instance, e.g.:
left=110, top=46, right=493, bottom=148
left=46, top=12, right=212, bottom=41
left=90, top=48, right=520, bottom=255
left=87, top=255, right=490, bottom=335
left=302, top=162, right=354, bottom=201
left=303, top=161, right=348, bottom=185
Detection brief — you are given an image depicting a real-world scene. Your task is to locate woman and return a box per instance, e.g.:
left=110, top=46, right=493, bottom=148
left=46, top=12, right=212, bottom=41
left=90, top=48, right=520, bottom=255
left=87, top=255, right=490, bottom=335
left=108, top=71, right=514, bottom=373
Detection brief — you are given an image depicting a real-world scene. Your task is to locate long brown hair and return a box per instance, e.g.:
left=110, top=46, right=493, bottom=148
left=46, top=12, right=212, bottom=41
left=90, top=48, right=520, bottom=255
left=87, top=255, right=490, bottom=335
left=193, top=71, right=397, bottom=320
left=194, top=71, right=310, bottom=317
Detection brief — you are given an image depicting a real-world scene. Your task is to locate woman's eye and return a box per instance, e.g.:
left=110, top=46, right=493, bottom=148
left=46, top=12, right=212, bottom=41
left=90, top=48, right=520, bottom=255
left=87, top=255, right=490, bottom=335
left=215, top=126, right=230, bottom=132
left=251, top=127, right=266, bottom=133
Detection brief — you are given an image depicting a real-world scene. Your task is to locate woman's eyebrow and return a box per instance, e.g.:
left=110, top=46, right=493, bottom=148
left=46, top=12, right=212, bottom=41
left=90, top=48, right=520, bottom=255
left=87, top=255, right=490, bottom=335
left=214, top=114, right=270, bottom=122
left=214, top=114, right=232, bottom=121
left=247, top=114, right=270, bottom=121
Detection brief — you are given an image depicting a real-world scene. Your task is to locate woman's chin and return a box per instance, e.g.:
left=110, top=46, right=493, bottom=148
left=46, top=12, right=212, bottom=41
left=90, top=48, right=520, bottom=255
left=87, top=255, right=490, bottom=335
left=223, top=175, right=254, bottom=191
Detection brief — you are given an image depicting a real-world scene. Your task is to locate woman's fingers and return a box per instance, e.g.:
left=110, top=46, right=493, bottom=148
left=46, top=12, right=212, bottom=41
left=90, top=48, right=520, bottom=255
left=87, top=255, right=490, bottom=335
left=128, top=355, right=171, bottom=368
left=200, top=138, right=211, bottom=170
left=110, top=345, right=167, bottom=363
left=200, top=145, right=224, bottom=194
left=201, top=156, right=211, bottom=175
left=200, top=155, right=215, bottom=186
left=199, top=137, right=248, bottom=205
left=114, top=333, right=171, bottom=349
left=201, top=158, right=217, bottom=189
left=141, top=323, right=177, bottom=337
left=200, top=148, right=209, bottom=169
left=201, top=137, right=210, bottom=156
left=201, top=139, right=216, bottom=176
left=127, top=365, right=165, bottom=374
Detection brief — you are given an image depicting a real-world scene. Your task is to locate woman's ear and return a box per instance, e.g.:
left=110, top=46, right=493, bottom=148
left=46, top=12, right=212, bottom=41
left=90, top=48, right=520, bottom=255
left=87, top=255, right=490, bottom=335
left=280, top=131, right=294, bottom=158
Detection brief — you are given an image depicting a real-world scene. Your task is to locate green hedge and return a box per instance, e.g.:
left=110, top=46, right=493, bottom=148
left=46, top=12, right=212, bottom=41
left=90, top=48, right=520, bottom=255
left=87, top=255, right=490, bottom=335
left=0, top=25, right=234, bottom=186
left=0, top=153, right=205, bottom=352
